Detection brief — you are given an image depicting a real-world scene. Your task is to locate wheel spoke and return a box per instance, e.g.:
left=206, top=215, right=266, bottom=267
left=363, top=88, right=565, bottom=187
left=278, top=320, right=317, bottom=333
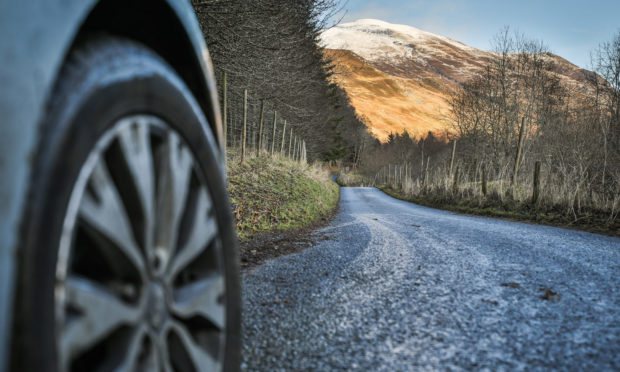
left=114, top=325, right=147, bottom=372
left=169, top=187, right=217, bottom=278
left=117, top=119, right=155, bottom=250
left=169, top=321, right=221, bottom=372
left=154, top=132, right=192, bottom=267
left=61, top=276, right=142, bottom=361
left=79, top=158, right=145, bottom=276
left=155, top=335, right=175, bottom=372
left=171, top=274, right=225, bottom=329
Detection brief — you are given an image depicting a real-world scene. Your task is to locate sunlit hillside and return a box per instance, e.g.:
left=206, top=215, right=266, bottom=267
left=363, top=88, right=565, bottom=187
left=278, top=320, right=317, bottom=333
left=321, top=19, right=595, bottom=142
left=325, top=49, right=452, bottom=141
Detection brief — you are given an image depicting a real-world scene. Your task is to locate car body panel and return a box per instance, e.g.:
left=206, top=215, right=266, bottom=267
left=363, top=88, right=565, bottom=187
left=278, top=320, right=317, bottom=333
left=0, top=2, right=221, bottom=371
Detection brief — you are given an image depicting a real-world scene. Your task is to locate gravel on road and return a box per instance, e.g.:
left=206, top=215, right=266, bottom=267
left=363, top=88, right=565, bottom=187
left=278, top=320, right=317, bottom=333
left=241, top=187, right=620, bottom=371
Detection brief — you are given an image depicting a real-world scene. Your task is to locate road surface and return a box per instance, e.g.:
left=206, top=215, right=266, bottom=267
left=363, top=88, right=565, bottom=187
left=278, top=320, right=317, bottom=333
left=241, top=187, right=620, bottom=371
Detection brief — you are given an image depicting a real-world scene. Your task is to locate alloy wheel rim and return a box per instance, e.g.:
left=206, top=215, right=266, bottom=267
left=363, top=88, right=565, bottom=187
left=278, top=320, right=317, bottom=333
left=55, top=115, right=226, bottom=372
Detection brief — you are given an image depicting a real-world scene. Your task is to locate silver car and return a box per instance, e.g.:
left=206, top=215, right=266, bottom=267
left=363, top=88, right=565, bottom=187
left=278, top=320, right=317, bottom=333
left=0, top=1, right=241, bottom=371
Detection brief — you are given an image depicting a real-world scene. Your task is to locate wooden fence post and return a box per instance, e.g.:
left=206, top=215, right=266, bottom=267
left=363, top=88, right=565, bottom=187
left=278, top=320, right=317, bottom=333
left=222, top=72, right=227, bottom=153
left=512, top=116, right=526, bottom=185
left=270, top=111, right=277, bottom=155
left=532, top=161, right=541, bottom=204
left=231, top=111, right=235, bottom=148
left=452, top=166, right=460, bottom=193
left=256, top=100, right=265, bottom=156
left=302, top=140, right=306, bottom=163
left=482, top=166, right=488, bottom=196
left=240, top=89, right=247, bottom=163
left=288, top=128, right=293, bottom=158
left=449, top=139, right=456, bottom=176
left=280, top=120, right=287, bottom=154
left=424, top=156, right=430, bottom=186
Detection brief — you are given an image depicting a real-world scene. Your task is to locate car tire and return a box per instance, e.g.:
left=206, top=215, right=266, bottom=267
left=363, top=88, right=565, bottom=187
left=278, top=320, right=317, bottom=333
left=11, top=36, right=240, bottom=372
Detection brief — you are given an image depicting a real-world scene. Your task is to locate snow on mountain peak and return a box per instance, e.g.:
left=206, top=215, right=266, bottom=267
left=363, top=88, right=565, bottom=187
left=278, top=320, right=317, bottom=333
left=337, top=19, right=434, bottom=39
left=320, top=19, right=478, bottom=62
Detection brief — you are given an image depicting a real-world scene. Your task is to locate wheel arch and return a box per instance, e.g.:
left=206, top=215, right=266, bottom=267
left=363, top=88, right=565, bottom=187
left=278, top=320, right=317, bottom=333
left=75, top=0, right=224, bottom=150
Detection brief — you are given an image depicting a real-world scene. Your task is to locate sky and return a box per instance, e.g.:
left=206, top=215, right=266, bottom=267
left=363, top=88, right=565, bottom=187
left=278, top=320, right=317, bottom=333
left=332, top=0, right=620, bottom=69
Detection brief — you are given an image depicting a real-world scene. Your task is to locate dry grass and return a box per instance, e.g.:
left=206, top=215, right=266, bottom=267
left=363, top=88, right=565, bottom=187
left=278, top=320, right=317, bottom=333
left=347, top=165, right=619, bottom=235
left=335, top=172, right=368, bottom=187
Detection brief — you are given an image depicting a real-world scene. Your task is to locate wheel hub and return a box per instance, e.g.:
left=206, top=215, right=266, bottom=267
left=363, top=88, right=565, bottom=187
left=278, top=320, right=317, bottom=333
left=146, top=282, right=168, bottom=331
left=55, top=116, right=226, bottom=371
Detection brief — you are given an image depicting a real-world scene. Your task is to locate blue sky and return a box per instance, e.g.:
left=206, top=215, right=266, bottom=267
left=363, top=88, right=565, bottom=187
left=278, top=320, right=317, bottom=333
left=334, top=0, right=620, bottom=69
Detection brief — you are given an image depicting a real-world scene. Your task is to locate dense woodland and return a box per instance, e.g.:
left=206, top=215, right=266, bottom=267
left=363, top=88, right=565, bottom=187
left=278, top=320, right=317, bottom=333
left=191, top=0, right=368, bottom=161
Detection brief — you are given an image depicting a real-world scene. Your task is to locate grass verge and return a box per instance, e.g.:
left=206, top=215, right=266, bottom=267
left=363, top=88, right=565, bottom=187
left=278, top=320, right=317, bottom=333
left=379, top=186, right=619, bottom=236
left=336, top=172, right=367, bottom=187
left=227, top=150, right=339, bottom=242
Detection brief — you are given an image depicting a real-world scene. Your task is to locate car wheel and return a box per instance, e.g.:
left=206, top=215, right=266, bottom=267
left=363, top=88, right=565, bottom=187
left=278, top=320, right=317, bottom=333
left=12, top=37, right=240, bottom=372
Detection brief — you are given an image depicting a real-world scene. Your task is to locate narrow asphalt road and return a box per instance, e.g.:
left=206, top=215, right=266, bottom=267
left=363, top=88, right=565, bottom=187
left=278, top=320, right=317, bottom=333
left=241, top=187, right=620, bottom=371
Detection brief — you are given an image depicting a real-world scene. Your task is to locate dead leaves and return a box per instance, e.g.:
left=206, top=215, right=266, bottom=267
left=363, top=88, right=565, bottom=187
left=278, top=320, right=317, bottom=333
left=539, top=287, right=561, bottom=301
left=497, top=282, right=561, bottom=301
left=260, top=299, right=291, bottom=306
left=500, top=282, right=521, bottom=289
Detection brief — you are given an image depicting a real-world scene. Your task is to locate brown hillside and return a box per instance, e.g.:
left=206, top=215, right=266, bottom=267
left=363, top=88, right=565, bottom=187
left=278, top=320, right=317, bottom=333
left=326, top=49, right=452, bottom=141
left=322, top=20, right=595, bottom=142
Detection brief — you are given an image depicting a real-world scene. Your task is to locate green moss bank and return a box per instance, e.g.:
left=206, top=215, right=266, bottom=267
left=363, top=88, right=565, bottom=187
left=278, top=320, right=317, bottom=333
left=227, top=151, right=339, bottom=240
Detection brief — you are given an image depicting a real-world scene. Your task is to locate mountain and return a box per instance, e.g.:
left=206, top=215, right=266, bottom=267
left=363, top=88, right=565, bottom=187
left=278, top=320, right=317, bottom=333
left=320, top=19, right=593, bottom=142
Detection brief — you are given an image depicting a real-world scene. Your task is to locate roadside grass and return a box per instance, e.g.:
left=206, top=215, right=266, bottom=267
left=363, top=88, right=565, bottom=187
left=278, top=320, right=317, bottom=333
left=336, top=172, right=367, bottom=187
left=379, top=185, right=620, bottom=236
left=227, top=150, right=339, bottom=241
left=336, top=168, right=618, bottom=236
